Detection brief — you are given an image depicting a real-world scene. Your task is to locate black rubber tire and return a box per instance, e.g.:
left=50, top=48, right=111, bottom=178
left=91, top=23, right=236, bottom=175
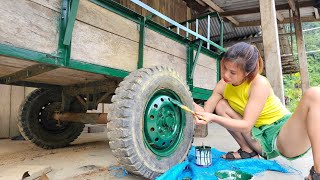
left=107, top=66, right=194, bottom=179
left=18, top=88, right=85, bottom=149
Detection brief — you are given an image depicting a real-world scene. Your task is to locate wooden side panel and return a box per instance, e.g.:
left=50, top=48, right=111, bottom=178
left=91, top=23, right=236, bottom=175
left=118, top=0, right=191, bottom=28
left=194, top=53, right=217, bottom=90
left=145, top=28, right=186, bottom=60
left=0, top=85, right=11, bottom=138
left=76, top=0, right=139, bottom=42
left=71, top=21, right=139, bottom=72
left=144, top=47, right=186, bottom=80
left=30, top=0, right=61, bottom=11
left=0, top=85, right=37, bottom=138
left=9, top=86, right=25, bottom=137
left=0, top=0, right=59, bottom=54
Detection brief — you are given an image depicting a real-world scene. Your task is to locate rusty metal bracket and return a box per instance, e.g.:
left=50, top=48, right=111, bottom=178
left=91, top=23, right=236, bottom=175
left=0, top=64, right=58, bottom=84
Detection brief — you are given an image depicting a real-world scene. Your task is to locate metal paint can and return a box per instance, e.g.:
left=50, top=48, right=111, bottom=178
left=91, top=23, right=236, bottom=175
left=195, top=146, right=212, bottom=167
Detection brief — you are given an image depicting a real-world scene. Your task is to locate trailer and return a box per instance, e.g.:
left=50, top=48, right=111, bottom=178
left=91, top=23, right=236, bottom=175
left=0, top=0, right=225, bottom=179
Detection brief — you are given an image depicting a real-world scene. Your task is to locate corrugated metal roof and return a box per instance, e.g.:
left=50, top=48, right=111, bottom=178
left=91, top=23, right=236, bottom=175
left=190, top=0, right=318, bottom=43
left=197, top=15, right=261, bottom=42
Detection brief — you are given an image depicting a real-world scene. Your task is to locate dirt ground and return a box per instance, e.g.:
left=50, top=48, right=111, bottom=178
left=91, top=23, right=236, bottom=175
left=0, top=128, right=141, bottom=180
left=0, top=124, right=313, bottom=180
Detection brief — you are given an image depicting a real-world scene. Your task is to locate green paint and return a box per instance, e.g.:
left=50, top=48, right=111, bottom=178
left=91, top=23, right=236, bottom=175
left=215, top=170, right=253, bottom=180
left=217, top=56, right=222, bottom=82
left=1, top=0, right=226, bottom=94
left=63, top=0, right=79, bottom=46
left=191, top=40, right=203, bottom=79
left=137, top=17, right=146, bottom=69
left=57, top=0, right=70, bottom=65
left=0, top=44, right=128, bottom=78
left=90, top=0, right=141, bottom=23
left=69, top=60, right=128, bottom=78
left=192, top=87, right=212, bottom=100
left=219, top=20, right=224, bottom=47
left=0, top=44, right=57, bottom=64
left=143, top=90, right=186, bottom=157
left=186, top=45, right=194, bottom=90
left=146, top=20, right=189, bottom=45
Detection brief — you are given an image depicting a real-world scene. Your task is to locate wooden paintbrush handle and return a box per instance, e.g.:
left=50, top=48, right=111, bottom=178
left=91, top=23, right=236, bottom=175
left=195, top=114, right=208, bottom=122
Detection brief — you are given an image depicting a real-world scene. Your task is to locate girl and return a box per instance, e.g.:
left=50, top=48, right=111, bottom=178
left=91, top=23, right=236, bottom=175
left=193, top=42, right=320, bottom=180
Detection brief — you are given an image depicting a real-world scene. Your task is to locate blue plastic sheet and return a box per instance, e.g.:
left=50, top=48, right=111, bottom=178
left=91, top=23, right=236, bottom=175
left=157, top=146, right=289, bottom=180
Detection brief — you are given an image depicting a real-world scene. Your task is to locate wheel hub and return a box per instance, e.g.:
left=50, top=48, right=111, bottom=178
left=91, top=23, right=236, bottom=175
left=144, top=90, right=186, bottom=157
left=40, top=102, right=68, bottom=131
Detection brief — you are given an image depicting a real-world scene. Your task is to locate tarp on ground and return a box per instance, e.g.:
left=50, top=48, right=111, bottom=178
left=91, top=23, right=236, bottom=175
left=157, top=146, right=289, bottom=180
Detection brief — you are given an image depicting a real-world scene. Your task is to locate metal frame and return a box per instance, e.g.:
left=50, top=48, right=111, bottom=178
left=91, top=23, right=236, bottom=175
left=0, top=0, right=226, bottom=100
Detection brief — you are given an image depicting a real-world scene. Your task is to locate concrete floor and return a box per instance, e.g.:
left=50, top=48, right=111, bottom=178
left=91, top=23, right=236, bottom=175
left=0, top=124, right=313, bottom=179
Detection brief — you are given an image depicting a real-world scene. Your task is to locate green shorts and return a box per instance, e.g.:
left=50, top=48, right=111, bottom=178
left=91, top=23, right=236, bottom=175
left=251, top=114, right=310, bottom=160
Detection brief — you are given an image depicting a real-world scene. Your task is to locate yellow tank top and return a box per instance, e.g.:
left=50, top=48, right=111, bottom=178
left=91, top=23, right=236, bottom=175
left=223, top=80, right=290, bottom=127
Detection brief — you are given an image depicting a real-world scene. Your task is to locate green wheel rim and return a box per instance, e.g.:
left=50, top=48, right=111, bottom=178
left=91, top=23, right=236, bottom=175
left=144, top=89, right=186, bottom=157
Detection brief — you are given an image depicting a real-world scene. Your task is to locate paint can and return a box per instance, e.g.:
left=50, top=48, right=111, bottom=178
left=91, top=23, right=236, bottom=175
left=195, top=146, right=212, bottom=167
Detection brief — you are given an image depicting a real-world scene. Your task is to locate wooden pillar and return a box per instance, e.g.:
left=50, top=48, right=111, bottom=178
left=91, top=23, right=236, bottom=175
left=259, top=0, right=285, bottom=104
left=292, top=2, right=310, bottom=92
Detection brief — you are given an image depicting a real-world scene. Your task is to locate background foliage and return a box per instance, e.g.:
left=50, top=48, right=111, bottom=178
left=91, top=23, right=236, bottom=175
left=283, top=22, right=320, bottom=111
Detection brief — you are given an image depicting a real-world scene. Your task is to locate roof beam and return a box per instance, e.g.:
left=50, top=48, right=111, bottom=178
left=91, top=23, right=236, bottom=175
left=195, top=0, right=206, bottom=7
left=237, top=16, right=319, bottom=27
left=219, top=1, right=314, bottom=16
left=200, top=0, right=239, bottom=26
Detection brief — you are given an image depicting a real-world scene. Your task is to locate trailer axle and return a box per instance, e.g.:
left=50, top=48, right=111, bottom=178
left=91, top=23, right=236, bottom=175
left=53, top=112, right=108, bottom=124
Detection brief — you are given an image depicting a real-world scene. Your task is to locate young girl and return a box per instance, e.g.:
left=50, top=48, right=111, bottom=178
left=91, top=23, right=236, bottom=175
left=193, top=42, right=320, bottom=180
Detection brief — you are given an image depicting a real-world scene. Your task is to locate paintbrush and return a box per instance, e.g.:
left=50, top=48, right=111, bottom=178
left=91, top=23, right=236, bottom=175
left=170, top=99, right=208, bottom=122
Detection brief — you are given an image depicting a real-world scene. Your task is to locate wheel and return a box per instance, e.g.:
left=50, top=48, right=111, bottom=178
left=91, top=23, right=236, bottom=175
left=107, top=66, right=194, bottom=179
left=18, top=88, right=85, bottom=149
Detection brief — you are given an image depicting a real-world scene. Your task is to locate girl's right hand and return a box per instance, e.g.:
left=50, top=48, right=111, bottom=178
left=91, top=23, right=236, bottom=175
left=194, top=114, right=208, bottom=125
left=194, top=111, right=214, bottom=125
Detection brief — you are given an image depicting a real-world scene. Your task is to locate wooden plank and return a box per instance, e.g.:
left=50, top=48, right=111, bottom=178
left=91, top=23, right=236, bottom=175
left=193, top=53, right=217, bottom=90
left=145, top=28, right=186, bottom=60
left=77, top=0, right=139, bottom=42
left=141, top=0, right=148, bottom=16
left=30, top=0, right=61, bottom=12
left=259, top=0, right=284, bottom=103
left=200, top=0, right=239, bottom=26
left=0, top=56, right=105, bottom=86
left=0, top=0, right=59, bottom=54
left=144, top=46, right=216, bottom=90
left=0, top=165, right=51, bottom=180
left=71, top=21, right=139, bottom=72
left=0, top=56, right=38, bottom=69
left=159, top=0, right=166, bottom=26
left=0, top=56, right=38, bottom=78
left=0, top=85, right=11, bottom=138
left=144, top=46, right=186, bottom=80
left=9, top=86, right=25, bottom=137
left=27, top=68, right=106, bottom=86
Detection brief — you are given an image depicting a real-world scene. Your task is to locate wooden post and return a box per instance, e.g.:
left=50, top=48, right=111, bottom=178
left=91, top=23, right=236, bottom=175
left=292, top=1, right=310, bottom=93
left=259, top=0, right=285, bottom=104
